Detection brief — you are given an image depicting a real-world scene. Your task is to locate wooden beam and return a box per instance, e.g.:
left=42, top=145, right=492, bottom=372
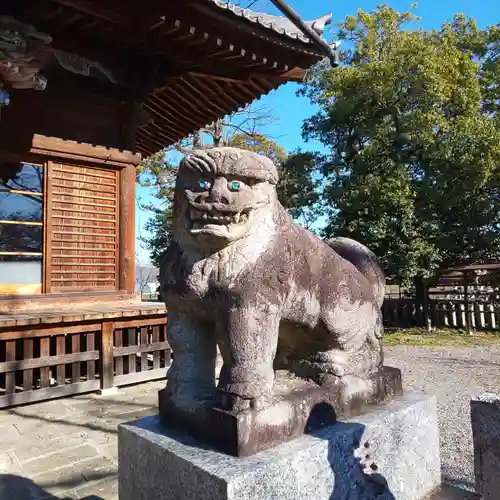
left=200, top=78, right=240, bottom=109
left=31, top=135, right=141, bottom=166
left=0, top=322, right=102, bottom=341
left=178, top=77, right=227, bottom=115
left=148, top=93, right=201, bottom=131
left=187, top=72, right=248, bottom=84
left=136, top=126, right=170, bottom=150
left=113, top=316, right=168, bottom=329
left=113, top=368, right=166, bottom=387
left=24, top=22, right=179, bottom=95
left=0, top=380, right=100, bottom=409
left=134, top=0, right=197, bottom=30
left=135, top=135, right=159, bottom=156
left=113, top=341, right=169, bottom=357
left=192, top=1, right=319, bottom=55
left=52, top=0, right=124, bottom=24
left=278, top=67, right=307, bottom=82
left=0, top=350, right=100, bottom=374
left=150, top=22, right=279, bottom=83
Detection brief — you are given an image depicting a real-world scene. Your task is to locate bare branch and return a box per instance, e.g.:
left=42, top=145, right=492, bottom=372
left=220, top=121, right=257, bottom=138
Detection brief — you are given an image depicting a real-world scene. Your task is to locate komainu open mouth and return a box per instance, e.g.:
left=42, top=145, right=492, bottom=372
left=189, top=208, right=252, bottom=229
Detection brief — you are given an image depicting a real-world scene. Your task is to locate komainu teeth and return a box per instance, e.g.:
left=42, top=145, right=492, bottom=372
left=191, top=209, right=250, bottom=225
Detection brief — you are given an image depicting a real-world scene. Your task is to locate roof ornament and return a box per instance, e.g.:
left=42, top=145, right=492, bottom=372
left=310, top=13, right=333, bottom=36
left=268, top=0, right=340, bottom=66
left=0, top=14, right=120, bottom=120
left=0, top=15, right=51, bottom=92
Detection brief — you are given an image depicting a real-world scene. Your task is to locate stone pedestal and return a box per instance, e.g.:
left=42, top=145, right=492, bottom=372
left=159, top=366, right=402, bottom=457
left=118, top=392, right=441, bottom=500
left=471, top=393, right=500, bottom=500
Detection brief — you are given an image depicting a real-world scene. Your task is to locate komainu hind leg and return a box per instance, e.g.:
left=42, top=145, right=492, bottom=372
left=291, top=340, right=381, bottom=381
left=291, top=312, right=384, bottom=401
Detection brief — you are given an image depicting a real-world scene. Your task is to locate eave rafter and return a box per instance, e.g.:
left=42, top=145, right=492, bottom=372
left=3, top=0, right=324, bottom=156
left=26, top=16, right=298, bottom=100
left=137, top=71, right=281, bottom=155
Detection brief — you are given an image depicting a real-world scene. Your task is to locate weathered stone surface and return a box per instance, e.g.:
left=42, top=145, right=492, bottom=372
left=79, top=456, right=117, bottom=482
left=424, top=485, right=477, bottom=500
left=0, top=452, right=23, bottom=475
left=22, top=444, right=99, bottom=476
left=0, top=425, right=24, bottom=452
left=73, top=476, right=118, bottom=499
left=119, top=392, right=441, bottom=500
left=159, top=366, right=402, bottom=456
left=159, top=147, right=396, bottom=455
left=471, top=393, right=500, bottom=500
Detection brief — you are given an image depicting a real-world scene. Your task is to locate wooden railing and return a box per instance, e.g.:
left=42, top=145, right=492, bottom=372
left=0, top=314, right=169, bottom=408
left=111, top=317, right=170, bottom=388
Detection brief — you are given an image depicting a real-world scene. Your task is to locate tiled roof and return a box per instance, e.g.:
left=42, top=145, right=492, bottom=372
left=208, top=0, right=332, bottom=44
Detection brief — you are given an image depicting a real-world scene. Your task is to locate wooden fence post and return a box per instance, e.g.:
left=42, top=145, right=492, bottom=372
left=489, top=304, right=496, bottom=330
left=100, top=321, right=115, bottom=391
left=464, top=271, right=472, bottom=334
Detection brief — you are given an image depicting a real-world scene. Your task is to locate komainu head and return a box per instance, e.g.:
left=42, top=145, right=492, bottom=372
left=173, top=147, right=279, bottom=248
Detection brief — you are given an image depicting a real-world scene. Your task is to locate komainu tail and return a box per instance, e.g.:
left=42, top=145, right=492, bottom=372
left=327, top=237, right=385, bottom=309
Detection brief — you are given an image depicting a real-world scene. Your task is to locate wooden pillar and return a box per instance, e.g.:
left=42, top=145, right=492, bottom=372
left=119, top=164, right=136, bottom=294
left=100, top=321, right=115, bottom=390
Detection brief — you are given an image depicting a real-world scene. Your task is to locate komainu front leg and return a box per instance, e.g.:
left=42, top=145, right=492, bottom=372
left=216, top=303, right=280, bottom=411
left=164, top=311, right=217, bottom=412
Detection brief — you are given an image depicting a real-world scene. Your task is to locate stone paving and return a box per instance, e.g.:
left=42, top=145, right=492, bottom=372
left=0, top=380, right=163, bottom=500
left=0, top=376, right=478, bottom=500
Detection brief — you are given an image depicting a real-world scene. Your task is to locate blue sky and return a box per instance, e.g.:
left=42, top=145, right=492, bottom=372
left=135, top=0, right=499, bottom=265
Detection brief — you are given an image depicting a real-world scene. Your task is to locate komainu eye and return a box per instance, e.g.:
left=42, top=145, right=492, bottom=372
left=228, top=180, right=241, bottom=192
left=198, top=180, right=211, bottom=190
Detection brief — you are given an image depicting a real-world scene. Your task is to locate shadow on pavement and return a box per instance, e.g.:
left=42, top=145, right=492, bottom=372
left=0, top=473, right=108, bottom=500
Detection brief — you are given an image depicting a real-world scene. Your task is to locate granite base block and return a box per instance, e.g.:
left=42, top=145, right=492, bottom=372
left=119, top=392, right=441, bottom=500
left=471, top=393, right=500, bottom=500
left=159, top=366, right=403, bottom=457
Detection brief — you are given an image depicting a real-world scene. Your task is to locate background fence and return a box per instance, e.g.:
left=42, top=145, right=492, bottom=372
left=142, top=292, right=500, bottom=332
left=383, top=298, right=500, bottom=331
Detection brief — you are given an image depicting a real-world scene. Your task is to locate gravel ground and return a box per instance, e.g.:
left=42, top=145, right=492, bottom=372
left=385, top=344, right=500, bottom=492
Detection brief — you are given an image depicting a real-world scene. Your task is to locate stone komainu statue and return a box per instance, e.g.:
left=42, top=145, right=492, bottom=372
left=159, top=147, right=385, bottom=413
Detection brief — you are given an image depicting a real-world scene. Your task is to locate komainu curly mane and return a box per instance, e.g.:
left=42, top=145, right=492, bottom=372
left=160, top=147, right=385, bottom=412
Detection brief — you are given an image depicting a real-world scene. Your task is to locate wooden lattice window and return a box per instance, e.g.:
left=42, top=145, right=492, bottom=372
left=47, top=162, right=119, bottom=292
left=0, top=162, right=44, bottom=294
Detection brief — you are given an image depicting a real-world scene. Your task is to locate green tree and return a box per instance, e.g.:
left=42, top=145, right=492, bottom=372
left=277, top=151, right=323, bottom=230
left=226, top=132, right=287, bottom=163
left=301, top=5, right=500, bottom=287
